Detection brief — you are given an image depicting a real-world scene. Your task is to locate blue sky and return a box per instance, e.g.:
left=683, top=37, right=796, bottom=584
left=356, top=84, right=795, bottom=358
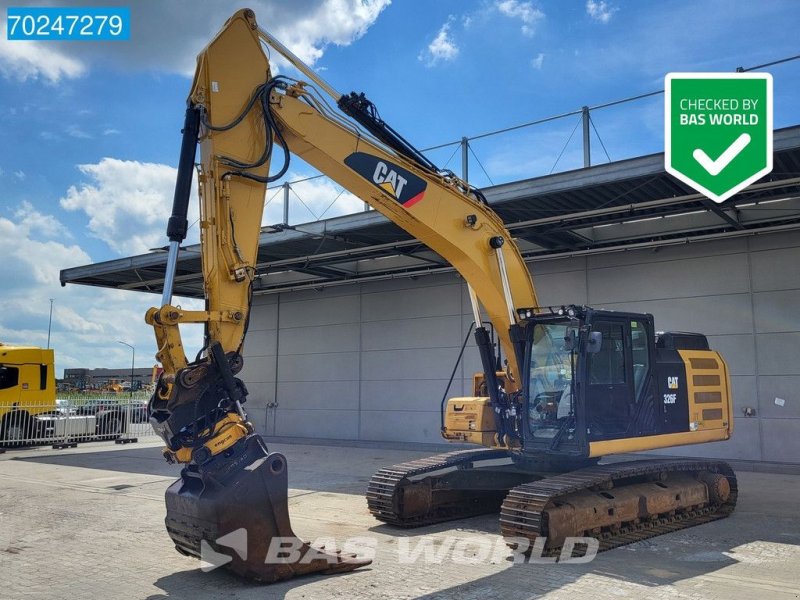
left=0, top=0, right=798, bottom=375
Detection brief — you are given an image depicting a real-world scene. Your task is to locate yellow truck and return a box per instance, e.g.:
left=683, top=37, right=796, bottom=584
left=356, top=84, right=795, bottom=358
left=0, top=342, right=134, bottom=445
left=0, top=342, right=56, bottom=442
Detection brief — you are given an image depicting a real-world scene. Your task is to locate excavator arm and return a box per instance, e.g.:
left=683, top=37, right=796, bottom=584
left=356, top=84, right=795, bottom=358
left=145, top=9, right=538, bottom=582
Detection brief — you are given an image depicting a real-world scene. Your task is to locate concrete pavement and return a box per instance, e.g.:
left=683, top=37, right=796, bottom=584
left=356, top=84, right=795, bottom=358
left=1, top=440, right=799, bottom=599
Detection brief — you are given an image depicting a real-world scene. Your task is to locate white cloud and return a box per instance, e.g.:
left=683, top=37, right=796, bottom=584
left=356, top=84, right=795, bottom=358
left=103, top=128, right=121, bottom=136
left=0, top=202, right=89, bottom=290
left=60, top=158, right=200, bottom=256
left=13, top=170, right=25, bottom=180
left=0, top=19, right=86, bottom=83
left=586, top=0, right=618, bottom=23
left=0, top=199, right=204, bottom=376
left=419, top=18, right=459, bottom=67
left=0, top=1, right=390, bottom=81
left=268, top=0, right=391, bottom=68
left=495, top=0, right=544, bottom=36
left=531, top=52, right=545, bottom=69
left=66, top=125, right=92, bottom=139
left=14, top=200, right=72, bottom=240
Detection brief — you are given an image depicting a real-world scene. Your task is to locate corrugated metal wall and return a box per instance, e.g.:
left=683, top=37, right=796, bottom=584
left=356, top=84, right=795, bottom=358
left=241, top=230, right=800, bottom=465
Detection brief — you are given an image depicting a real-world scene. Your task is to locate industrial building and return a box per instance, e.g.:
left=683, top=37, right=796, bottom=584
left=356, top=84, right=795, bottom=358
left=61, top=367, right=155, bottom=390
left=61, top=125, right=800, bottom=467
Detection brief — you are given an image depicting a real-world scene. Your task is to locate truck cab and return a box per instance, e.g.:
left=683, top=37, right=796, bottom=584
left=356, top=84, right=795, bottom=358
left=0, top=343, right=57, bottom=442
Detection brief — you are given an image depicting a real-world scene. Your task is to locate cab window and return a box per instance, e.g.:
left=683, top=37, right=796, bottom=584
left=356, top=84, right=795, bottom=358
left=631, top=320, right=650, bottom=398
left=589, top=322, right=625, bottom=384
left=0, top=366, right=20, bottom=390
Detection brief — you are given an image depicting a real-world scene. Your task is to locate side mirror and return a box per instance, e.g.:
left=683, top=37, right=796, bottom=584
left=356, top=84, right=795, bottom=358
left=586, top=331, right=603, bottom=353
left=563, top=330, right=577, bottom=351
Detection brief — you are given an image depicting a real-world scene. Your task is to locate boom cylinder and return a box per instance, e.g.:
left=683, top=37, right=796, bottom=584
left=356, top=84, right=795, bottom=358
left=167, top=105, right=201, bottom=243
left=162, top=105, right=201, bottom=305
left=474, top=326, right=506, bottom=439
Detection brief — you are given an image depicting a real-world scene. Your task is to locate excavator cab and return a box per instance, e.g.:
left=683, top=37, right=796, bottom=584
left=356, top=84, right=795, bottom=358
left=446, top=304, right=731, bottom=462
left=520, top=306, right=656, bottom=457
left=517, top=305, right=731, bottom=460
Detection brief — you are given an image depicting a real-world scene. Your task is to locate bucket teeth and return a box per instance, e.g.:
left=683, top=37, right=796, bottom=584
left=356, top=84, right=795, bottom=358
left=164, top=434, right=371, bottom=583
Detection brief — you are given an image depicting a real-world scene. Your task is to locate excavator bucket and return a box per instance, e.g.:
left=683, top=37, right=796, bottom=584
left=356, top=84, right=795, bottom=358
left=164, top=434, right=370, bottom=582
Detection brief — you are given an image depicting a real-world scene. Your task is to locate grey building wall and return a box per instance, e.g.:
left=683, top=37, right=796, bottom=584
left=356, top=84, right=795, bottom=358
left=241, top=230, right=800, bottom=465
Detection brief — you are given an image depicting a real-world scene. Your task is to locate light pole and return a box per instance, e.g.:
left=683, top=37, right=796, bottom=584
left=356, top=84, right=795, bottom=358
left=117, top=341, right=135, bottom=399
left=47, top=299, right=54, bottom=349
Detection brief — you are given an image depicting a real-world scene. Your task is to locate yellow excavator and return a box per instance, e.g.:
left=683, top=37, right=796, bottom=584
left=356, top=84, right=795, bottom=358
left=146, top=9, right=736, bottom=583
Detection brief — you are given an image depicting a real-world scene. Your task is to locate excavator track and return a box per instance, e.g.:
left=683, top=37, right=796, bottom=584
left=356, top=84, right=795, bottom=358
left=500, top=458, right=737, bottom=557
left=367, top=447, right=520, bottom=527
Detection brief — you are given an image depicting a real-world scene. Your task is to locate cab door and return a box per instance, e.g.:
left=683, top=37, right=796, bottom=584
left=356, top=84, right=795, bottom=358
left=585, top=319, right=634, bottom=440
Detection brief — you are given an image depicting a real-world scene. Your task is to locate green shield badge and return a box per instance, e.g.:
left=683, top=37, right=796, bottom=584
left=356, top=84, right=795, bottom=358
left=665, top=73, right=773, bottom=203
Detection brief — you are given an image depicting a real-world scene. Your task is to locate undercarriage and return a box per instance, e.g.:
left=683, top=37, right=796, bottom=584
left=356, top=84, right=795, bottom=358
left=367, top=448, right=737, bottom=555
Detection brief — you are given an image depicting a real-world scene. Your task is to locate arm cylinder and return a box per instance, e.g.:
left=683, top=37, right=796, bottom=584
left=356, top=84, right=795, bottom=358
left=161, top=106, right=201, bottom=306
left=166, top=105, right=201, bottom=243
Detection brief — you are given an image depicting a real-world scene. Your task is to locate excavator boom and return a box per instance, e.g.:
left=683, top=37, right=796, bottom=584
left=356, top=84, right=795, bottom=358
left=146, top=10, right=374, bottom=582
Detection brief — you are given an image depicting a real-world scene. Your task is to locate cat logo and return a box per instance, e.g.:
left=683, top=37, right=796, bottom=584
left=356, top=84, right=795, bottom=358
left=372, top=161, right=407, bottom=198
left=667, top=376, right=679, bottom=389
left=344, top=152, right=427, bottom=207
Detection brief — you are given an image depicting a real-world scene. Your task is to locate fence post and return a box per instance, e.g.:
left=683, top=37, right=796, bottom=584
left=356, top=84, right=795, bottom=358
left=461, top=136, right=469, bottom=185
left=282, top=181, right=290, bottom=224
left=582, top=106, right=591, bottom=168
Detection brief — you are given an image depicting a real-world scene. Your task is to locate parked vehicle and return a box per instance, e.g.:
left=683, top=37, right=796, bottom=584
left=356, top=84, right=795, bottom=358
left=129, top=400, right=149, bottom=424
left=0, top=343, right=57, bottom=444
left=0, top=342, right=148, bottom=445
left=75, top=399, right=116, bottom=416
left=55, top=399, right=76, bottom=416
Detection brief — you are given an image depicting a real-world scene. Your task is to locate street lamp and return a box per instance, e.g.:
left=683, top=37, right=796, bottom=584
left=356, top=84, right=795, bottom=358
left=117, top=341, right=135, bottom=399
left=47, top=299, right=54, bottom=349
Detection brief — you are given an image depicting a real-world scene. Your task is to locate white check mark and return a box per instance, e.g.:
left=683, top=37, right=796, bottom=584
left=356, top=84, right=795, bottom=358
left=692, top=133, right=751, bottom=176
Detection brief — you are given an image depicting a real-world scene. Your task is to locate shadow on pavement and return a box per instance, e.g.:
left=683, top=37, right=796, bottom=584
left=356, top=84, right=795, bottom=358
left=369, top=512, right=500, bottom=536
left=9, top=443, right=387, bottom=496
left=413, top=510, right=800, bottom=598
left=145, top=564, right=373, bottom=600
left=11, top=445, right=176, bottom=476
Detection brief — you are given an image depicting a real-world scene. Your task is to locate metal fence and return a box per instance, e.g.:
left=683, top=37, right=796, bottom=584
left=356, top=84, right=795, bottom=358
left=0, top=397, right=158, bottom=450
left=261, top=54, right=800, bottom=227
